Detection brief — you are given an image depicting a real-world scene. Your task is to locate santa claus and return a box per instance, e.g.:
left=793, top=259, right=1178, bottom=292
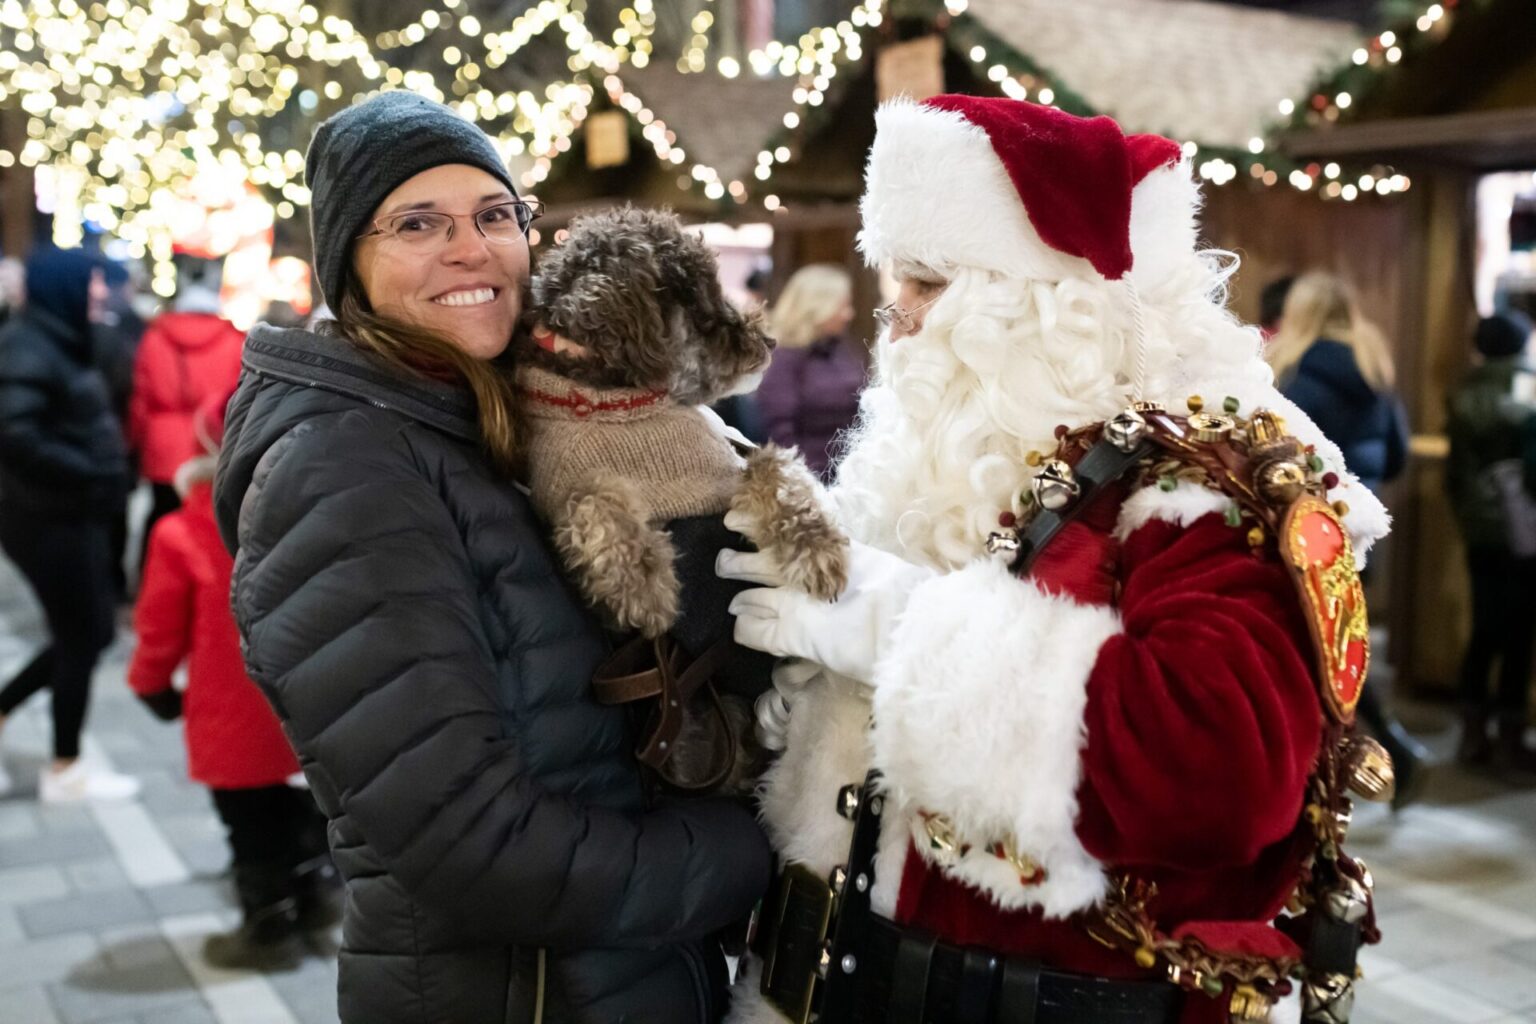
left=717, top=96, right=1392, bottom=1024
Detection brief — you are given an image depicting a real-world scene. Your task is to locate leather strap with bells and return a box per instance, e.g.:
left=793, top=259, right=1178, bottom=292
left=591, top=634, right=736, bottom=790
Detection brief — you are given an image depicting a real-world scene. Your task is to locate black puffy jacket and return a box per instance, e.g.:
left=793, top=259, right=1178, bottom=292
left=215, top=325, right=771, bottom=1024
left=0, top=306, right=127, bottom=519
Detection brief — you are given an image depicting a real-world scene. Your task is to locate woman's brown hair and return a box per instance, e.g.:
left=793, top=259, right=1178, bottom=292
left=326, top=271, right=521, bottom=473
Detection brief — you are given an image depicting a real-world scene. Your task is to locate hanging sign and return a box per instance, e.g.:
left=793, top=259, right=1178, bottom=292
left=877, top=35, right=945, bottom=103
left=586, top=110, right=631, bottom=170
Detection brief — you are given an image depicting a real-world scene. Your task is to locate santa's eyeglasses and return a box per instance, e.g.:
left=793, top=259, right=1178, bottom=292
left=873, top=293, right=941, bottom=334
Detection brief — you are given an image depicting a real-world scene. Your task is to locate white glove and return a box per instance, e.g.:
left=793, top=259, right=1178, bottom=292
left=717, top=539, right=934, bottom=683
left=753, top=659, right=822, bottom=751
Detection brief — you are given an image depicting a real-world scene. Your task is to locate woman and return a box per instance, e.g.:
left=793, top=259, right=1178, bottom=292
left=128, top=253, right=244, bottom=577
left=1267, top=272, right=1407, bottom=491
left=1268, top=270, right=1425, bottom=801
left=215, top=92, right=769, bottom=1024
left=756, top=263, right=863, bottom=478
left=0, top=246, right=139, bottom=803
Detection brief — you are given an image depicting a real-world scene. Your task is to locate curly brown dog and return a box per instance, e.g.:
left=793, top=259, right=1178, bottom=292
left=516, top=206, right=848, bottom=791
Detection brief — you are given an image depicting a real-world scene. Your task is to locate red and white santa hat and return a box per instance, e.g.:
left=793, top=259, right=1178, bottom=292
left=858, top=95, right=1195, bottom=287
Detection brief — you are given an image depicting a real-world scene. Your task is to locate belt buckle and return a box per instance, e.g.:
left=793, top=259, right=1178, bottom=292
left=761, top=863, right=837, bottom=1024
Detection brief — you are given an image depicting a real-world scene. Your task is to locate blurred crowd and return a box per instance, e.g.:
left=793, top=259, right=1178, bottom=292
left=1, top=240, right=1535, bottom=978
left=0, top=245, right=337, bottom=971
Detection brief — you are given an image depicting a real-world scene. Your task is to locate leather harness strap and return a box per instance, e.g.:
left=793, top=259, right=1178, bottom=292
left=888, top=930, right=939, bottom=1024
left=590, top=636, right=673, bottom=704
left=590, top=634, right=737, bottom=789
left=998, top=959, right=1044, bottom=1024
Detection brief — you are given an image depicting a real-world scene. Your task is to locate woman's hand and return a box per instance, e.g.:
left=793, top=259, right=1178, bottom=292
left=717, top=539, right=934, bottom=683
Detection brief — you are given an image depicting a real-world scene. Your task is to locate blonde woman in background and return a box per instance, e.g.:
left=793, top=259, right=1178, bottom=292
left=1268, top=270, right=1425, bottom=803
left=1269, top=272, right=1406, bottom=491
left=756, top=263, right=863, bottom=479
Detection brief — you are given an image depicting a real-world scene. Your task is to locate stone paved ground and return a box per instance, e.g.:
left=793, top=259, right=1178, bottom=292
left=1, top=549, right=1534, bottom=1023
left=0, top=551, right=340, bottom=1024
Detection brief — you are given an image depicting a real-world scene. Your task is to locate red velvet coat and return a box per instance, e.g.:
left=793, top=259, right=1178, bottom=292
left=883, top=487, right=1322, bottom=1024
left=735, top=476, right=1352, bottom=1024
left=128, top=483, right=299, bottom=789
left=127, top=312, right=244, bottom=484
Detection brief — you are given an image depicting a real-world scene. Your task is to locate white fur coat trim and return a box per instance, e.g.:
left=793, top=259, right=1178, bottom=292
left=725, top=957, right=787, bottom=1024
left=1113, top=481, right=1232, bottom=541
left=1156, top=375, right=1393, bottom=565
left=755, top=665, right=870, bottom=875
left=869, top=558, right=1118, bottom=918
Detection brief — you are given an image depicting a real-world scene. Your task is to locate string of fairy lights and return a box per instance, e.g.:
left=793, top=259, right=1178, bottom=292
left=517, top=0, right=879, bottom=211
left=0, top=0, right=649, bottom=292
left=945, top=0, right=1483, bottom=204
left=0, top=0, right=1472, bottom=287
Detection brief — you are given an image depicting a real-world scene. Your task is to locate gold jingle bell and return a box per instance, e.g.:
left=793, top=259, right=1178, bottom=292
left=1324, top=875, right=1371, bottom=925
left=1301, top=973, right=1354, bottom=1024
left=1032, top=458, right=1081, bottom=511
left=1344, top=736, right=1397, bottom=803
left=1106, top=407, right=1150, bottom=453
left=1188, top=411, right=1236, bottom=444
left=1229, top=983, right=1273, bottom=1023
left=996, top=833, right=1044, bottom=882
left=1248, top=409, right=1291, bottom=446
left=1256, top=459, right=1308, bottom=505
left=922, top=812, right=963, bottom=866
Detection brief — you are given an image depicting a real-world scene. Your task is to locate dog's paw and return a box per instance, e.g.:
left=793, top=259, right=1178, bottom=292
left=780, top=534, right=849, bottom=602
left=728, top=444, right=802, bottom=547
left=556, top=475, right=681, bottom=637
left=732, top=445, right=849, bottom=601
left=612, top=542, right=681, bottom=638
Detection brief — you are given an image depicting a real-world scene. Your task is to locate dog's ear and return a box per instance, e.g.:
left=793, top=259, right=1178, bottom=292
left=661, top=228, right=775, bottom=405
left=534, top=209, right=675, bottom=390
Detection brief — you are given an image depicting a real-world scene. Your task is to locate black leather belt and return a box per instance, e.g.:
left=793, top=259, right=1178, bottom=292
left=852, top=916, right=1182, bottom=1024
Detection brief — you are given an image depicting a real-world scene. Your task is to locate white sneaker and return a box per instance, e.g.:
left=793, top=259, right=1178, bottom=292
left=39, top=759, right=141, bottom=803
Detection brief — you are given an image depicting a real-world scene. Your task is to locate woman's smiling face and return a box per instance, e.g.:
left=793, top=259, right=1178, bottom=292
left=351, top=163, right=530, bottom=360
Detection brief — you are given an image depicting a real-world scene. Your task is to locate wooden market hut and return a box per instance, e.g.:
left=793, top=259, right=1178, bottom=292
left=1265, top=0, right=1536, bottom=692
left=537, top=0, right=1536, bottom=695
left=529, top=0, right=1366, bottom=363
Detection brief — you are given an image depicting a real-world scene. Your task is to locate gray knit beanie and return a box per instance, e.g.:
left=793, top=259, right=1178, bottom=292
left=304, top=91, right=517, bottom=309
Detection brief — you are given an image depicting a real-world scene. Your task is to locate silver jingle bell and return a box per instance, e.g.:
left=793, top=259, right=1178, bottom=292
left=1032, top=458, right=1081, bottom=512
left=986, top=529, right=1022, bottom=559
left=1106, top=407, right=1149, bottom=453
left=1354, top=858, right=1374, bottom=893
left=1324, top=875, right=1370, bottom=924
left=1301, top=973, right=1355, bottom=1024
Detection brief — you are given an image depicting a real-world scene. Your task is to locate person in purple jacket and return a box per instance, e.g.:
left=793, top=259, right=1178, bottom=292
left=756, top=263, right=865, bottom=479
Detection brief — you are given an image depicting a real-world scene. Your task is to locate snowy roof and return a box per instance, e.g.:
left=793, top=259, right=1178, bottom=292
left=964, top=0, right=1363, bottom=148
left=617, top=63, right=800, bottom=186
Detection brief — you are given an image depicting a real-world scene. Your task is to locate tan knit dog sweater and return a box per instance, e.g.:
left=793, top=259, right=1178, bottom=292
left=517, top=365, right=744, bottom=524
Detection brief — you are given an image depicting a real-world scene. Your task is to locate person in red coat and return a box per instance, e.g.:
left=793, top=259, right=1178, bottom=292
left=127, top=255, right=244, bottom=576
left=719, top=97, right=1394, bottom=1024
left=129, top=391, right=336, bottom=971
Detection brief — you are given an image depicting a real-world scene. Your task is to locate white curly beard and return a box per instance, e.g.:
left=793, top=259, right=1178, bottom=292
left=833, top=259, right=1274, bottom=570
